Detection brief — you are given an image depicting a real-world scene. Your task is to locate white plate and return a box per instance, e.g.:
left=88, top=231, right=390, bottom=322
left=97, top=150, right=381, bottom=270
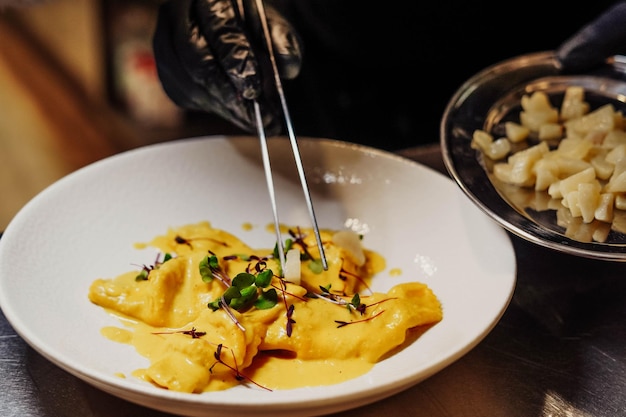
left=0, top=136, right=515, bottom=417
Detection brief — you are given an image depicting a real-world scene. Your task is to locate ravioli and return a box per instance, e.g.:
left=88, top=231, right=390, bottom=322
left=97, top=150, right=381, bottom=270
left=88, top=221, right=442, bottom=392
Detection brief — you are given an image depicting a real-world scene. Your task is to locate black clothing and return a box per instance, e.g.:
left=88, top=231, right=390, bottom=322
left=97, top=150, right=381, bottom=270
left=275, top=1, right=617, bottom=150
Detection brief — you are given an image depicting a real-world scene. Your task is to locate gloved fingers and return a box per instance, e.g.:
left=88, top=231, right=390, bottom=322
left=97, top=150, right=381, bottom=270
left=265, top=2, right=303, bottom=80
left=557, top=1, right=626, bottom=72
left=229, top=0, right=302, bottom=80
left=194, top=0, right=262, bottom=100
left=192, top=0, right=285, bottom=134
left=192, top=0, right=296, bottom=133
left=153, top=0, right=260, bottom=132
left=152, top=0, right=292, bottom=135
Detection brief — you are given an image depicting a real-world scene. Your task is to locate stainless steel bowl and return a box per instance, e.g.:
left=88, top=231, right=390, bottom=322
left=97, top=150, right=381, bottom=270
left=441, top=51, right=626, bottom=261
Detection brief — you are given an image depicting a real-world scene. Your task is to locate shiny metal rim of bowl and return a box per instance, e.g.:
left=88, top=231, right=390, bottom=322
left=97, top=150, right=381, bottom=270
left=440, top=51, right=626, bottom=262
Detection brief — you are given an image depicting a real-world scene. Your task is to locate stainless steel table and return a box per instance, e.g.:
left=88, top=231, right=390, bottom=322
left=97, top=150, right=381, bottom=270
left=2, top=144, right=625, bottom=417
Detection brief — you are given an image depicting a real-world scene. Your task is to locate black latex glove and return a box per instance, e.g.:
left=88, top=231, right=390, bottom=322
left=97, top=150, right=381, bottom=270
left=557, top=1, right=626, bottom=72
left=152, top=0, right=302, bottom=135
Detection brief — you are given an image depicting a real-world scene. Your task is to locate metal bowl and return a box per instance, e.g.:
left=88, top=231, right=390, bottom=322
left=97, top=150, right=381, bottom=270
left=441, top=51, right=626, bottom=261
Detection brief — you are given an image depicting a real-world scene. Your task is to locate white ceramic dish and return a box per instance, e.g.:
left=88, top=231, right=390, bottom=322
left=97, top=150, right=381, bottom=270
left=0, top=136, right=516, bottom=417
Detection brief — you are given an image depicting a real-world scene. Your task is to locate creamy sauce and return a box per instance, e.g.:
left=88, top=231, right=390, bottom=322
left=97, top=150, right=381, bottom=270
left=389, top=267, right=403, bottom=276
left=88, top=221, right=442, bottom=392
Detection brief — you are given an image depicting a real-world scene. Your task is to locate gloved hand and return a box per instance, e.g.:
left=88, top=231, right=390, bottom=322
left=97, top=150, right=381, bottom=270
left=152, top=0, right=302, bottom=135
left=557, top=1, right=626, bottom=72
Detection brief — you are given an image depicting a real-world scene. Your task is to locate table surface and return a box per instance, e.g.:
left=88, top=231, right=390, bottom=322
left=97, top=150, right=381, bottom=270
left=2, top=143, right=626, bottom=417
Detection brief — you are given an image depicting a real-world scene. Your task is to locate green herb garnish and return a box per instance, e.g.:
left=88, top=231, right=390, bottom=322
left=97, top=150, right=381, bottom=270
left=134, top=252, right=173, bottom=281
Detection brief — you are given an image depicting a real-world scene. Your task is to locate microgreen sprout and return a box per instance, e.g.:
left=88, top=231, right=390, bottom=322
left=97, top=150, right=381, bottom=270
left=181, top=327, right=206, bottom=338
left=152, top=327, right=206, bottom=338
left=199, top=252, right=231, bottom=285
left=310, top=284, right=367, bottom=314
left=288, top=227, right=315, bottom=260
left=207, top=270, right=278, bottom=312
left=134, top=252, right=173, bottom=281
left=200, top=252, right=281, bottom=332
left=308, top=259, right=324, bottom=274
left=273, top=238, right=294, bottom=260
left=273, top=228, right=325, bottom=275
left=210, top=343, right=271, bottom=391
left=350, top=293, right=366, bottom=314
left=335, top=310, right=385, bottom=328
left=271, top=278, right=298, bottom=337
left=338, top=261, right=372, bottom=293
left=174, top=235, right=229, bottom=249
left=224, top=254, right=251, bottom=261
left=286, top=304, right=296, bottom=336
left=309, top=284, right=395, bottom=327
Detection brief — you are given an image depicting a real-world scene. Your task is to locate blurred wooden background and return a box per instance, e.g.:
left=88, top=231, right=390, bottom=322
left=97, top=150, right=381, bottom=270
left=0, top=0, right=241, bottom=231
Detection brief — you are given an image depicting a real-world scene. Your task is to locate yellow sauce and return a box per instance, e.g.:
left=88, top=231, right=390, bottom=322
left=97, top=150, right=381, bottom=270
left=88, top=221, right=442, bottom=392
left=389, top=267, right=403, bottom=277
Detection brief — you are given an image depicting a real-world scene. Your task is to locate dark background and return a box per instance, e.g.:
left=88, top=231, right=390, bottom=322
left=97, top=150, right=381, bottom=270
left=100, top=0, right=622, bottom=152
left=274, top=1, right=620, bottom=150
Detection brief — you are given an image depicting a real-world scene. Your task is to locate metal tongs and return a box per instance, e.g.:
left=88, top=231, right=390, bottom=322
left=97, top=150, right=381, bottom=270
left=244, top=0, right=328, bottom=274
